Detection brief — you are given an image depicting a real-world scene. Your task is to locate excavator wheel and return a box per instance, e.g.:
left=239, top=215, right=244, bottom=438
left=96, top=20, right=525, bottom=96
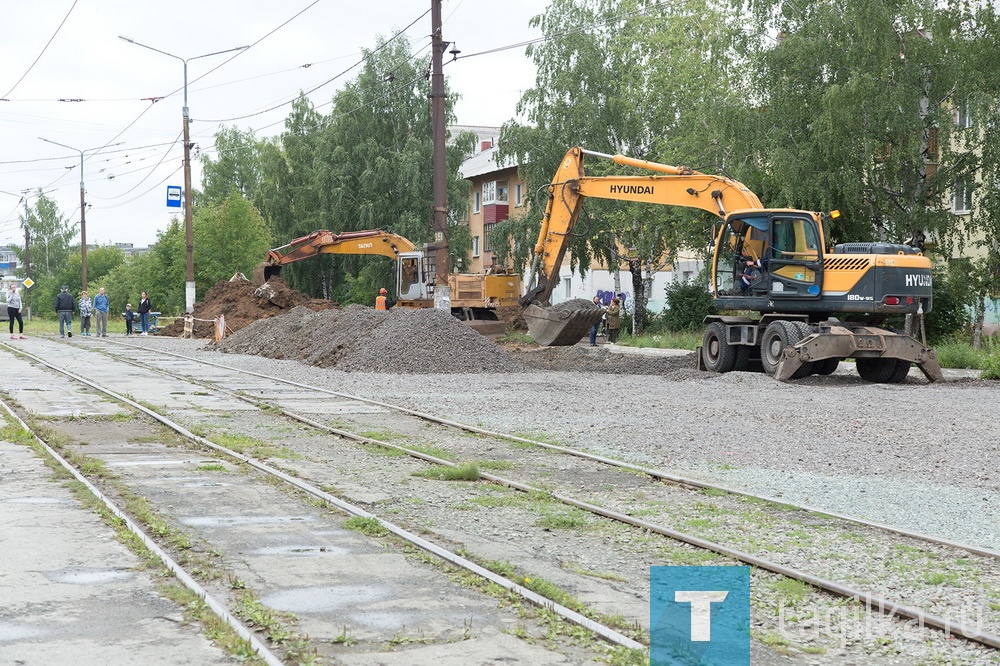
left=856, top=358, right=911, bottom=384
left=814, top=358, right=841, bottom=375
left=702, top=322, right=737, bottom=373
left=760, top=320, right=806, bottom=377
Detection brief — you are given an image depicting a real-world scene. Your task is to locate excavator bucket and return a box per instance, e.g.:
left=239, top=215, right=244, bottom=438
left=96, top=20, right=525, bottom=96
left=252, top=262, right=281, bottom=286
left=523, top=300, right=604, bottom=346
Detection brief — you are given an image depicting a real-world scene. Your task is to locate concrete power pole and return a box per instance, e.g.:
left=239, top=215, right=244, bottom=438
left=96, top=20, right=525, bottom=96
left=430, top=0, right=450, bottom=310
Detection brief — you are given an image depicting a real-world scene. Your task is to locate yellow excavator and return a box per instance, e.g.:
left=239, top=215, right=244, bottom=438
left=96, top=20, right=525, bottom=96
left=522, top=147, right=942, bottom=383
left=254, top=229, right=522, bottom=335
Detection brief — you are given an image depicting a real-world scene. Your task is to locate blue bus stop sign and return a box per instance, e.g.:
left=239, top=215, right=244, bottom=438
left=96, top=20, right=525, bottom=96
left=166, top=185, right=182, bottom=208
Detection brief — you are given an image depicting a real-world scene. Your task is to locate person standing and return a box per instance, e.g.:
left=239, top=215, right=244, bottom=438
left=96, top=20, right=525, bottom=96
left=6, top=283, right=25, bottom=339
left=124, top=303, right=135, bottom=336
left=138, top=291, right=151, bottom=335
left=55, top=285, right=74, bottom=338
left=93, top=286, right=109, bottom=337
left=589, top=295, right=604, bottom=346
left=375, top=287, right=389, bottom=311
left=606, top=297, right=622, bottom=344
left=78, top=290, right=94, bottom=336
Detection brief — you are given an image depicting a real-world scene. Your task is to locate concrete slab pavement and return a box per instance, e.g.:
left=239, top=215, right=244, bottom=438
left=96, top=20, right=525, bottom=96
left=0, top=440, right=231, bottom=665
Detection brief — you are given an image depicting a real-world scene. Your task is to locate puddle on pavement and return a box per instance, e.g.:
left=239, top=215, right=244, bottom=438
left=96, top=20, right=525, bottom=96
left=45, top=568, right=134, bottom=585
left=180, top=516, right=315, bottom=527
left=0, top=621, right=48, bottom=641
left=250, top=545, right=349, bottom=557
left=263, top=585, right=389, bottom=613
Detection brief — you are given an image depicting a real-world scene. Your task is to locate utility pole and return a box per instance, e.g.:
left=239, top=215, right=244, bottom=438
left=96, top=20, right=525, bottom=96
left=430, top=0, right=450, bottom=310
left=38, top=138, right=124, bottom=292
left=119, top=36, right=249, bottom=314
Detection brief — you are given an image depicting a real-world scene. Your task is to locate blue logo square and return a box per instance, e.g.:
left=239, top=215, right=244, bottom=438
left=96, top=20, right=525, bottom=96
left=650, top=566, right=750, bottom=665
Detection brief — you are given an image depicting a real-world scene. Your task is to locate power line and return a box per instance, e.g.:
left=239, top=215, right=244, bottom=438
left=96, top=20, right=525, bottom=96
left=1, top=0, right=81, bottom=99
left=194, top=10, right=431, bottom=124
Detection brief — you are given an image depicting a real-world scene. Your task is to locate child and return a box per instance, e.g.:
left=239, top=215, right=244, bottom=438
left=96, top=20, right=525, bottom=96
left=124, top=303, right=135, bottom=336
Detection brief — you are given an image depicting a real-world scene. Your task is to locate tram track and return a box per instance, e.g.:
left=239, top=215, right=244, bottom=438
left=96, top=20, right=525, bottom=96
left=1, top=339, right=647, bottom=664
left=8, top=336, right=1000, bottom=663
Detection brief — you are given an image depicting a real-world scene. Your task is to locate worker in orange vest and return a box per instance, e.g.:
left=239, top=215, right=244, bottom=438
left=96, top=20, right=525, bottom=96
left=375, top=288, right=389, bottom=311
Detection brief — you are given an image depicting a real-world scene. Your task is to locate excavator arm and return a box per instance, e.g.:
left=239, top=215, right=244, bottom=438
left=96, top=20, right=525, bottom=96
left=255, top=229, right=417, bottom=283
left=521, top=147, right=762, bottom=306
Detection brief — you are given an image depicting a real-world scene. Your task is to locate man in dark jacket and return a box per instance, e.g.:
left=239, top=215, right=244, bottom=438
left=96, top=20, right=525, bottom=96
left=55, top=285, right=74, bottom=338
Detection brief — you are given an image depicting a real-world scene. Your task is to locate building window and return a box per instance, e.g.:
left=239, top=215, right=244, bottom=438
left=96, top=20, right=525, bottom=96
left=496, top=180, right=508, bottom=203
left=952, top=179, right=972, bottom=214
left=484, top=222, right=496, bottom=252
left=472, top=236, right=480, bottom=258
left=482, top=181, right=496, bottom=205
left=514, top=183, right=524, bottom=207
left=473, top=191, right=481, bottom=214
left=955, top=101, right=972, bottom=129
left=563, top=277, right=572, bottom=299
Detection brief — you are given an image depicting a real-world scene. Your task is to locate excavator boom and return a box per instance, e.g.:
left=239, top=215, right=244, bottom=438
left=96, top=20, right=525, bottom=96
left=254, top=229, right=417, bottom=283
left=521, top=147, right=763, bottom=345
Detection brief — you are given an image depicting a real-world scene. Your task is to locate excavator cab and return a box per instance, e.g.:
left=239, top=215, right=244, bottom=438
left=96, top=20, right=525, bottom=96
left=714, top=212, right=824, bottom=299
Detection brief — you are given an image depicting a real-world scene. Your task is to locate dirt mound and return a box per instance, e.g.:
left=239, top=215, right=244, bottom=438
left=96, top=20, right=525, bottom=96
left=160, top=277, right=334, bottom=338
left=214, top=304, right=526, bottom=374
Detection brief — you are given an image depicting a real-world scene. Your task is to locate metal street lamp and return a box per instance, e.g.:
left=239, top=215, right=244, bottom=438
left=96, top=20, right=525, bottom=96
left=119, top=35, right=249, bottom=313
left=37, top=138, right=125, bottom=291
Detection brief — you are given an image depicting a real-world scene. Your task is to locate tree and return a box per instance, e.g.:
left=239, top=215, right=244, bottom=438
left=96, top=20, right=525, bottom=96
left=16, top=191, right=75, bottom=278
left=496, top=0, right=743, bottom=334
left=193, top=192, right=273, bottom=287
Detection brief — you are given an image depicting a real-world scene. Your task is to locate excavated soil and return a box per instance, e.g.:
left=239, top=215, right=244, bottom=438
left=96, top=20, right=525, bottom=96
left=159, top=277, right=334, bottom=338
left=186, top=277, right=693, bottom=374
left=213, top=304, right=696, bottom=375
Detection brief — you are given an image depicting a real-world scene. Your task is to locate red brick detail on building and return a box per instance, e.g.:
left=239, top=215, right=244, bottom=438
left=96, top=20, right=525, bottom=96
left=484, top=204, right=509, bottom=224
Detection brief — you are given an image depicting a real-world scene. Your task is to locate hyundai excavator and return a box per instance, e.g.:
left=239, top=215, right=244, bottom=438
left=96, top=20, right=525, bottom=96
left=254, top=229, right=521, bottom=335
left=521, top=147, right=943, bottom=383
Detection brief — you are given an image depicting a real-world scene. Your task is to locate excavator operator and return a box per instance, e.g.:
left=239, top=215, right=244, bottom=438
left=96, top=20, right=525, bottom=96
left=375, top=288, right=389, bottom=311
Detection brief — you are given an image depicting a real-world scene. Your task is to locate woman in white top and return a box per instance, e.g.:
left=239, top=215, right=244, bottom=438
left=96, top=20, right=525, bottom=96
left=7, top=283, right=25, bottom=339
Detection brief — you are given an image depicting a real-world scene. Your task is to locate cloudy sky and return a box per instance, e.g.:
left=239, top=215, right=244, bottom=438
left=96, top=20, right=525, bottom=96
left=0, top=0, right=543, bottom=249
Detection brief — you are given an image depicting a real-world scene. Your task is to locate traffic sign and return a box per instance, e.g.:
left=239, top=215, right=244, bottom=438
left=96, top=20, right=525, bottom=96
left=22, top=278, right=34, bottom=289
left=166, top=185, right=182, bottom=208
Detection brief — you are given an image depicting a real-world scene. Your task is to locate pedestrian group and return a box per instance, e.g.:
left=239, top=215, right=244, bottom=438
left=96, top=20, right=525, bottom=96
left=0, top=284, right=156, bottom=340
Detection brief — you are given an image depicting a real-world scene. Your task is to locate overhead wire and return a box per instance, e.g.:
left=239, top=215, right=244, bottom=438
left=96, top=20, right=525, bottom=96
left=194, top=9, right=431, bottom=124
left=1, top=0, right=81, bottom=99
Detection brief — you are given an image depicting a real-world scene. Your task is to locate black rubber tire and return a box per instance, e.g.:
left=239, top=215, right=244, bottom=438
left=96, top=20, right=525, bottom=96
left=814, top=358, right=841, bottom=375
left=760, top=320, right=805, bottom=376
left=702, top=322, right=737, bottom=373
left=856, top=358, right=910, bottom=383
left=788, top=322, right=816, bottom=379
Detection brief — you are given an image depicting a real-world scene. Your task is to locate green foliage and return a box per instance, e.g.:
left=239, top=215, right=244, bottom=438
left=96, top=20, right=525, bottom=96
left=199, top=34, right=473, bottom=306
left=661, top=279, right=714, bottom=332
left=193, top=192, right=272, bottom=287
left=495, top=0, right=732, bottom=283
left=981, top=354, right=1000, bottom=380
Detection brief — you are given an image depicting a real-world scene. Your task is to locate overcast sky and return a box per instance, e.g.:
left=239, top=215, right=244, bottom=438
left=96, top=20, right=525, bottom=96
left=0, top=0, right=543, bottom=250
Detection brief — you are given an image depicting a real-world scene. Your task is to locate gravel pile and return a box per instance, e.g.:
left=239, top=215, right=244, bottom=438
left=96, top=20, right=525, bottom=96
left=215, top=305, right=526, bottom=374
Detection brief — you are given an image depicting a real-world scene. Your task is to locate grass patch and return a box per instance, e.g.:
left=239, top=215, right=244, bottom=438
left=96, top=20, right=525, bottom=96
left=412, top=463, right=480, bottom=481
left=343, top=516, right=388, bottom=537
left=536, top=507, right=589, bottom=530
left=213, top=432, right=302, bottom=460
left=621, top=330, right=701, bottom=351
left=195, top=463, right=227, bottom=472
left=160, top=582, right=261, bottom=662
left=475, top=459, right=514, bottom=471
left=770, top=578, right=814, bottom=607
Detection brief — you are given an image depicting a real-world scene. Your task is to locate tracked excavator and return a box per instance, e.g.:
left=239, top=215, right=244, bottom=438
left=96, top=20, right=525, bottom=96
left=254, top=229, right=521, bottom=335
left=521, top=147, right=942, bottom=383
